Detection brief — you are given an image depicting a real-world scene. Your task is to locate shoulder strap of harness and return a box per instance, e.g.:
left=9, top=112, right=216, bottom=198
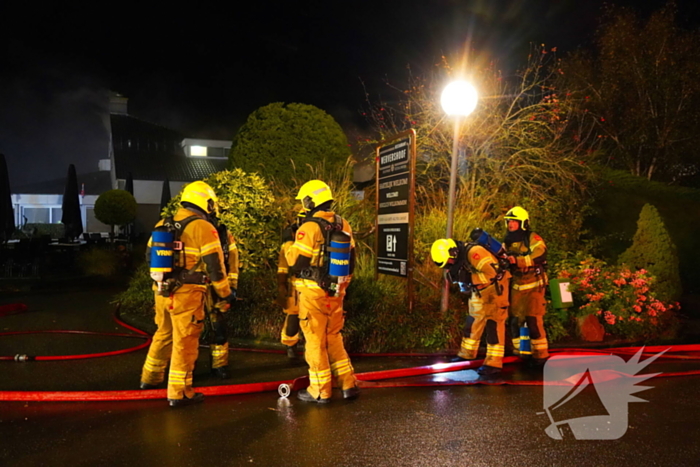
left=216, top=223, right=230, bottom=271
left=463, top=242, right=508, bottom=295
left=164, top=215, right=204, bottom=268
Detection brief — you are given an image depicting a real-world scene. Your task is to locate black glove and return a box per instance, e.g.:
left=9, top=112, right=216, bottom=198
left=225, top=288, right=237, bottom=303
left=216, top=289, right=236, bottom=312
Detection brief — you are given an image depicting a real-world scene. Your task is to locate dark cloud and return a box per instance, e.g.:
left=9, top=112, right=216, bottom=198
left=0, top=45, right=109, bottom=187
left=1, top=0, right=698, bottom=186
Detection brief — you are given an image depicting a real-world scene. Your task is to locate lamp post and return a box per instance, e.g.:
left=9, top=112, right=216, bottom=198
left=440, top=80, right=478, bottom=313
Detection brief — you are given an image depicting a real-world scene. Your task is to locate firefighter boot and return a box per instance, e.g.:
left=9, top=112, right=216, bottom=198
left=211, top=366, right=230, bottom=379
left=342, top=385, right=360, bottom=400
left=529, top=357, right=548, bottom=368
left=140, top=382, right=158, bottom=390
left=168, top=392, right=205, bottom=408
left=477, top=365, right=502, bottom=376
left=297, top=389, right=330, bottom=404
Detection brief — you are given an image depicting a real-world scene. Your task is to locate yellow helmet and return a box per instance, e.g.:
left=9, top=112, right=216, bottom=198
left=181, top=181, right=218, bottom=215
left=430, top=238, right=458, bottom=268
left=504, top=206, right=530, bottom=230
left=296, top=180, right=333, bottom=211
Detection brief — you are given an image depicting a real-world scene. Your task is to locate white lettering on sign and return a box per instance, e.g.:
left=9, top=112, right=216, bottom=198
left=379, top=200, right=408, bottom=208
left=380, top=149, right=407, bottom=165
left=378, top=178, right=408, bottom=190
left=378, top=213, right=409, bottom=224
left=386, top=191, right=398, bottom=198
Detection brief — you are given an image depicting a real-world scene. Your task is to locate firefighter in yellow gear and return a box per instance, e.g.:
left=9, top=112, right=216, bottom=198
left=140, top=181, right=235, bottom=407
left=205, top=222, right=240, bottom=379
left=431, top=232, right=511, bottom=376
left=503, top=206, right=549, bottom=363
left=277, top=211, right=305, bottom=358
left=286, top=180, right=359, bottom=403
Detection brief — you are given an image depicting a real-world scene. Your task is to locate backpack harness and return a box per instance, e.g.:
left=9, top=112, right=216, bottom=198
left=150, top=215, right=209, bottom=296
left=448, top=241, right=510, bottom=297
left=294, top=214, right=352, bottom=297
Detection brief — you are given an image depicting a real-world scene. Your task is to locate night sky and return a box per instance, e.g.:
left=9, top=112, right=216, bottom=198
left=2, top=0, right=699, bottom=187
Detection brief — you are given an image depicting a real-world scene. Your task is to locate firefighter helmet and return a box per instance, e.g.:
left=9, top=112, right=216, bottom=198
left=504, top=206, right=530, bottom=230
left=431, top=238, right=458, bottom=268
left=181, top=181, right=218, bottom=215
left=296, top=180, right=333, bottom=211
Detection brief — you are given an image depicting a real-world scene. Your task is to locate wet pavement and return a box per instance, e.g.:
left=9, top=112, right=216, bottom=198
left=2, top=285, right=700, bottom=466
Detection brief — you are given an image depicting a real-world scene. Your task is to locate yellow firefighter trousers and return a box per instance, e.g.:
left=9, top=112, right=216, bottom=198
left=457, top=285, right=509, bottom=368
left=141, top=288, right=205, bottom=400
left=280, top=287, right=300, bottom=347
left=204, top=293, right=229, bottom=370
left=298, top=291, right=356, bottom=399
left=210, top=342, right=229, bottom=369
left=509, top=286, right=549, bottom=359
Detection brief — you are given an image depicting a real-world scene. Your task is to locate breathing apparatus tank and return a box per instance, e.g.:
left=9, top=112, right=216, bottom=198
left=328, top=229, right=351, bottom=278
left=469, top=228, right=505, bottom=257
left=519, top=322, right=532, bottom=356
left=150, top=229, right=175, bottom=292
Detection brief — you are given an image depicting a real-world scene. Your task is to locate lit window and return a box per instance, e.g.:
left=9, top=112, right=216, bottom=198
left=24, top=208, right=50, bottom=224
left=190, top=146, right=207, bottom=157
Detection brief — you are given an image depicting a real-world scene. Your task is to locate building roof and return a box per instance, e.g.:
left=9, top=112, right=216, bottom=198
left=13, top=171, right=112, bottom=195
left=110, top=114, right=228, bottom=182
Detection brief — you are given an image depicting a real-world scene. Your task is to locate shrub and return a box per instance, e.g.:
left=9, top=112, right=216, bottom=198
left=229, top=102, right=351, bottom=187
left=555, top=253, right=679, bottom=340
left=163, top=169, right=281, bottom=270
left=618, top=203, right=682, bottom=303
left=94, top=189, right=137, bottom=236
left=586, top=167, right=700, bottom=294
left=113, top=262, right=155, bottom=326
left=17, top=223, right=64, bottom=239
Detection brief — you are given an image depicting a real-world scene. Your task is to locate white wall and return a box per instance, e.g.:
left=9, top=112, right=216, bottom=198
left=10, top=193, right=107, bottom=233
left=132, top=180, right=186, bottom=204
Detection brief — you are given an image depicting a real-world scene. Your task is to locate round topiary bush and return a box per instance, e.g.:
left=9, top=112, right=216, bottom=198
left=94, top=189, right=137, bottom=236
left=229, top=102, right=351, bottom=186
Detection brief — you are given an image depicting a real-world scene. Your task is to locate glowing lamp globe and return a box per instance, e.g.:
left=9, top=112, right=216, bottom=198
left=441, top=81, right=478, bottom=117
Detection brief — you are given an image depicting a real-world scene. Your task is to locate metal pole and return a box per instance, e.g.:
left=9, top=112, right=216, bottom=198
left=440, top=118, right=461, bottom=313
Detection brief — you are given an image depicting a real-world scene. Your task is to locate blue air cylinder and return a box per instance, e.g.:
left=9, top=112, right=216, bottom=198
left=328, top=231, right=351, bottom=277
left=519, top=323, right=532, bottom=356
left=150, top=230, right=174, bottom=282
left=470, top=228, right=504, bottom=257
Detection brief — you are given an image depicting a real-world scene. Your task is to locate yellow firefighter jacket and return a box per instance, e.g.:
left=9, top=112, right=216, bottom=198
left=504, top=231, right=547, bottom=292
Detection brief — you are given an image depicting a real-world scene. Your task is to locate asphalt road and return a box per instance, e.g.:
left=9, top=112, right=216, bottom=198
left=1, top=286, right=699, bottom=466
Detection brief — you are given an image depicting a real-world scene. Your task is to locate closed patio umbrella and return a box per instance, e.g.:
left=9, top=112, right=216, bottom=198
left=0, top=154, right=14, bottom=243
left=160, top=177, right=171, bottom=212
left=124, top=172, right=134, bottom=238
left=124, top=172, right=134, bottom=195
left=61, top=164, right=83, bottom=241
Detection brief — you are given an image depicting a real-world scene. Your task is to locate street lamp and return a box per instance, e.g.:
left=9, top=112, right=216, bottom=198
left=440, top=80, right=478, bottom=313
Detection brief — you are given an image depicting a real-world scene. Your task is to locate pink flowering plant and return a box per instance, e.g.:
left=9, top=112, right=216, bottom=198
left=553, top=253, right=679, bottom=340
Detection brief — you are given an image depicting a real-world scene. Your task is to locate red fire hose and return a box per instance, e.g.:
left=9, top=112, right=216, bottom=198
left=0, top=306, right=152, bottom=362
left=1, top=302, right=700, bottom=402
